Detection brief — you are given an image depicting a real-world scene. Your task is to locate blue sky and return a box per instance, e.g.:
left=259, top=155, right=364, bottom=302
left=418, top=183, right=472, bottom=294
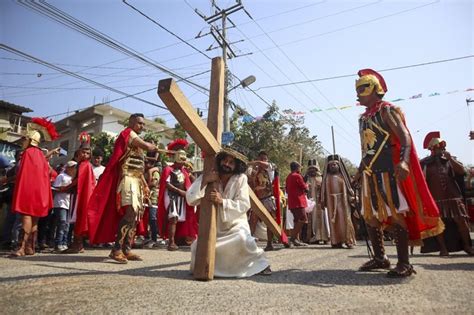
left=1, top=0, right=473, bottom=166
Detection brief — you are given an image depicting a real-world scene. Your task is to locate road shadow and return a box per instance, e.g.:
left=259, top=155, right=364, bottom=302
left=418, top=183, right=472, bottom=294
left=6, top=254, right=107, bottom=263
left=0, top=260, right=192, bottom=283
left=416, top=262, right=474, bottom=272
left=250, top=268, right=412, bottom=287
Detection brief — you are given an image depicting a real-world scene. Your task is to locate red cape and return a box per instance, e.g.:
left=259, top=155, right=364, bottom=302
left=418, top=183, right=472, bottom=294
left=382, top=102, right=443, bottom=242
left=73, top=161, right=96, bottom=236
left=272, top=173, right=289, bottom=244
left=136, top=207, right=149, bottom=237
left=87, top=128, right=131, bottom=244
left=12, top=146, right=52, bottom=217
left=157, top=164, right=198, bottom=241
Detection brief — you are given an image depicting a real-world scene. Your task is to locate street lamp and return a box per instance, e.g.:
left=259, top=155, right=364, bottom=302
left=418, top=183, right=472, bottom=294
left=224, top=75, right=256, bottom=132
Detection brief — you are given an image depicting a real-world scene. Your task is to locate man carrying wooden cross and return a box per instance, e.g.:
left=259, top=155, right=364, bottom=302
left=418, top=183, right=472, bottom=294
left=158, top=56, right=281, bottom=280
left=186, top=147, right=272, bottom=277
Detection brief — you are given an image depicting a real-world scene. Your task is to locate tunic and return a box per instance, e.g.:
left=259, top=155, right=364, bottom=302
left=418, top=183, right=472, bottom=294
left=187, top=173, right=269, bottom=278
left=324, top=173, right=356, bottom=246
left=307, top=176, right=329, bottom=241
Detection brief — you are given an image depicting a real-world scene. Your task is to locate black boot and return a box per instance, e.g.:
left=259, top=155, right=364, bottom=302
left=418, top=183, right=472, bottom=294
left=387, top=224, right=416, bottom=278
left=359, top=225, right=391, bottom=271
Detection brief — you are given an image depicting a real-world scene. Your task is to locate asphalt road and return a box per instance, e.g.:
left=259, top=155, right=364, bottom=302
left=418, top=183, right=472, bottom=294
left=0, top=239, right=473, bottom=314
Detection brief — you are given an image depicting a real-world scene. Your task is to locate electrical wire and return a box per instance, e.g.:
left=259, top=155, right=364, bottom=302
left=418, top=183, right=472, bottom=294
left=248, top=1, right=381, bottom=39
left=123, top=0, right=211, bottom=60
left=255, top=0, right=440, bottom=52
left=255, top=55, right=474, bottom=90
left=17, top=0, right=209, bottom=94
left=247, top=10, right=357, bottom=138
left=1, top=44, right=168, bottom=109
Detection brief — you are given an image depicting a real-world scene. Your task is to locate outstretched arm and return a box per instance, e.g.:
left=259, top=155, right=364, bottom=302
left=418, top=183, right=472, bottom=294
left=131, top=136, right=157, bottom=152
left=382, top=107, right=411, bottom=181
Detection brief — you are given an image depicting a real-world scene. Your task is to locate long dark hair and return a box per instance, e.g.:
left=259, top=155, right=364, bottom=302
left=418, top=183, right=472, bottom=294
left=215, top=152, right=247, bottom=175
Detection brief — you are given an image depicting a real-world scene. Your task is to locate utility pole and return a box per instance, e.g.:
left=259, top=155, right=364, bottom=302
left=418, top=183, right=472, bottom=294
left=193, top=0, right=252, bottom=132
left=331, top=126, right=336, bottom=155
left=467, top=98, right=474, bottom=140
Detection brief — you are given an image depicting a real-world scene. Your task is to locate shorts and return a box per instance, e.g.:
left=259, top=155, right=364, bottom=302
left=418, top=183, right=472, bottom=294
left=290, top=207, right=308, bottom=223
left=260, top=196, right=276, bottom=215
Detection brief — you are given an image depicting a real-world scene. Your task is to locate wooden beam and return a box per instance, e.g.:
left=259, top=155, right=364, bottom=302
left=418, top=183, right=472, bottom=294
left=158, top=78, right=221, bottom=155
left=193, top=57, right=224, bottom=280
left=249, top=190, right=282, bottom=237
left=157, top=60, right=283, bottom=280
left=158, top=77, right=282, bottom=238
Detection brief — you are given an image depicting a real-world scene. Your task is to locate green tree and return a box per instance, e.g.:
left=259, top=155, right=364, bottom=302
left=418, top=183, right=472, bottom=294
left=173, top=123, right=187, bottom=139
left=154, top=117, right=166, bottom=125
left=90, top=132, right=116, bottom=164
left=143, top=130, right=162, bottom=146
left=232, top=101, right=323, bottom=180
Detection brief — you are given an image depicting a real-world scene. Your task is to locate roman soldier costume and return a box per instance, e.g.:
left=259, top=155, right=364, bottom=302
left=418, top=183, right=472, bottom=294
left=11, top=117, right=59, bottom=257
left=420, top=132, right=473, bottom=255
left=355, top=69, right=444, bottom=277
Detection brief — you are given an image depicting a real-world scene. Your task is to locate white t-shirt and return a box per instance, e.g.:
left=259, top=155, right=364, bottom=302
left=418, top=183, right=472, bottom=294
left=53, top=172, right=72, bottom=209
left=93, top=165, right=105, bottom=182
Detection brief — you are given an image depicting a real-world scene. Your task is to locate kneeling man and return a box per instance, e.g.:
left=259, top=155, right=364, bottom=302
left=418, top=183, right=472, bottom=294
left=186, top=148, right=271, bottom=277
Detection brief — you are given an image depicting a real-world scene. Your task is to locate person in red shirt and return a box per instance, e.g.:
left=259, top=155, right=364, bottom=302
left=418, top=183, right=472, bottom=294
left=285, top=161, right=309, bottom=247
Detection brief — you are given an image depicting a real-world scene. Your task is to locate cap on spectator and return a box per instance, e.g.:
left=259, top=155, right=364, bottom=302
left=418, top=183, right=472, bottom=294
left=66, top=160, right=78, bottom=168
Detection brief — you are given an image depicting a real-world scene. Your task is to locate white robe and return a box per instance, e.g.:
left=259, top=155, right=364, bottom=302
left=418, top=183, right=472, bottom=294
left=186, top=173, right=269, bottom=278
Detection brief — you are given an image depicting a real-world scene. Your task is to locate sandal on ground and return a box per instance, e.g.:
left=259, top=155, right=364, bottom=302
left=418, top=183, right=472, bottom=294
left=258, top=266, right=272, bottom=276
left=463, top=247, right=474, bottom=256
left=264, top=245, right=274, bottom=252
left=167, top=244, right=179, bottom=251
left=63, top=247, right=85, bottom=254
left=109, top=250, right=128, bottom=264
left=125, top=251, right=143, bottom=261
left=386, top=263, right=416, bottom=278
left=291, top=239, right=308, bottom=247
left=359, top=257, right=391, bottom=271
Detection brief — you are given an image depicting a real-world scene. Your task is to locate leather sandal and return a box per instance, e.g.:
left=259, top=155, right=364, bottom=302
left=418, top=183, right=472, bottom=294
left=387, top=263, right=416, bottom=278
left=109, top=250, right=128, bottom=264
left=167, top=243, right=179, bottom=251
left=124, top=251, right=143, bottom=261
left=359, top=257, right=391, bottom=271
left=258, top=266, right=272, bottom=276
left=264, top=244, right=274, bottom=251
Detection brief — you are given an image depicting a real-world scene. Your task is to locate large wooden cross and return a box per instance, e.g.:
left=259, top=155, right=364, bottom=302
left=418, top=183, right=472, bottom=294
left=158, top=57, right=283, bottom=281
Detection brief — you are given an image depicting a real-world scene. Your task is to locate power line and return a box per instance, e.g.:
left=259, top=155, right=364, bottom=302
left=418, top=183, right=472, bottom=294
left=248, top=1, right=381, bottom=39
left=41, top=69, right=211, bottom=119
left=0, top=44, right=168, bottom=110
left=187, top=1, right=351, bottom=152
left=1, top=58, right=209, bottom=99
left=256, top=0, right=440, bottom=52
left=228, top=14, right=357, bottom=147
left=0, top=56, right=167, bottom=71
left=123, top=0, right=211, bottom=60
left=184, top=0, right=326, bottom=26
left=255, top=55, right=474, bottom=90
left=246, top=8, right=357, bottom=139
left=17, top=0, right=209, bottom=94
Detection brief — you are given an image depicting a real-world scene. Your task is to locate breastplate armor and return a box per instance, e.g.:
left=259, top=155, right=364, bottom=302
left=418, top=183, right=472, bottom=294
left=122, top=147, right=145, bottom=177
left=170, top=168, right=185, bottom=191
left=360, top=110, right=400, bottom=210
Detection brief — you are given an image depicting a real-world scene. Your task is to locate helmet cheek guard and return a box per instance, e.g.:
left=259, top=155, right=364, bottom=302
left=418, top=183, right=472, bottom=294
left=356, top=69, right=387, bottom=97
left=356, top=75, right=383, bottom=96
